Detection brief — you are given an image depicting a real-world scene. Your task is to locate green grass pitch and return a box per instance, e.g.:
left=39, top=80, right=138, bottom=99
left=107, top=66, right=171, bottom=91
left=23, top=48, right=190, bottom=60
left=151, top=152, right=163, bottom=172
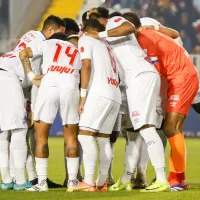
left=1, top=138, right=200, bottom=200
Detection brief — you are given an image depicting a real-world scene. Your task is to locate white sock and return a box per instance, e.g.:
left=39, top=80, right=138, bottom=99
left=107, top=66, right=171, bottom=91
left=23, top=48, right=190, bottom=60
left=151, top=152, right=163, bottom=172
left=11, top=129, right=27, bottom=185
left=0, top=131, right=12, bottom=183
left=96, top=137, right=112, bottom=187
left=78, top=135, right=97, bottom=186
left=35, top=157, right=48, bottom=184
left=66, top=157, right=79, bottom=181
left=140, top=127, right=167, bottom=184
left=121, top=132, right=142, bottom=184
left=26, top=154, right=37, bottom=181
left=108, top=142, right=115, bottom=179
left=136, top=139, right=149, bottom=182
left=9, top=144, right=15, bottom=180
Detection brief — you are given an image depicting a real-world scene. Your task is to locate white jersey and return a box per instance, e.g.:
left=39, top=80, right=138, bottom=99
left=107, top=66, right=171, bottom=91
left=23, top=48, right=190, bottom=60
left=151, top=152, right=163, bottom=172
left=13, top=30, right=46, bottom=86
left=106, top=16, right=157, bottom=85
left=0, top=50, right=25, bottom=81
left=78, top=35, right=121, bottom=104
left=31, top=39, right=81, bottom=89
left=140, top=17, right=183, bottom=46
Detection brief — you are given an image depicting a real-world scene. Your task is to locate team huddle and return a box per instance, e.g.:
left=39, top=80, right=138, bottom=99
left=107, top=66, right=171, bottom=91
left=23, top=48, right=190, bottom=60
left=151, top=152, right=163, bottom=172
left=0, top=6, right=200, bottom=193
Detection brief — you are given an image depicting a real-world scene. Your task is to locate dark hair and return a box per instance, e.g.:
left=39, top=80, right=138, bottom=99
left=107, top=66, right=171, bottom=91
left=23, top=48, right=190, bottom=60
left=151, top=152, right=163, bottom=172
left=83, top=19, right=105, bottom=32
left=63, top=18, right=79, bottom=34
left=109, top=12, right=122, bottom=18
left=43, top=15, right=65, bottom=30
left=48, top=33, right=68, bottom=41
left=122, top=12, right=141, bottom=28
left=97, top=7, right=109, bottom=19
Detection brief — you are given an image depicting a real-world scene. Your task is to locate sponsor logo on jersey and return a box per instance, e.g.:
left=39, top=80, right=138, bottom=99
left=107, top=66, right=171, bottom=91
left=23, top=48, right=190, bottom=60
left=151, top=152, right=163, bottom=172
left=80, top=47, right=84, bottom=52
left=132, top=111, right=140, bottom=117
left=114, top=17, right=123, bottom=22
left=47, top=65, right=74, bottom=74
left=169, top=95, right=179, bottom=101
left=107, top=77, right=119, bottom=88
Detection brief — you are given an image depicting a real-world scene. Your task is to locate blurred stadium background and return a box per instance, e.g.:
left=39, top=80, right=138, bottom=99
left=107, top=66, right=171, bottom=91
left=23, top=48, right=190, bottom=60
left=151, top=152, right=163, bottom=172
left=0, top=0, right=200, bottom=137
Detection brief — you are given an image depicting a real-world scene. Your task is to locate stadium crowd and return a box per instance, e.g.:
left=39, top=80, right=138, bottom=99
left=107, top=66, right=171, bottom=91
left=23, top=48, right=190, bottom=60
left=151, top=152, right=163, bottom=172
left=104, top=0, right=200, bottom=54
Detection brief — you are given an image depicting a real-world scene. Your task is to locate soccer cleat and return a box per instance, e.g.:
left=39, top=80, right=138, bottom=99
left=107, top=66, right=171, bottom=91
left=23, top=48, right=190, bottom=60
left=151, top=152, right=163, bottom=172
left=25, top=180, right=33, bottom=188
left=106, top=177, right=115, bottom=186
left=140, top=180, right=169, bottom=192
left=131, top=177, right=147, bottom=189
left=108, top=179, right=133, bottom=191
left=1, top=182, right=14, bottom=190
left=13, top=181, right=31, bottom=191
left=169, top=179, right=188, bottom=191
left=29, top=178, right=38, bottom=186
left=96, top=183, right=107, bottom=192
left=67, top=180, right=97, bottom=192
left=66, top=180, right=80, bottom=192
left=26, top=180, right=48, bottom=192
left=47, top=178, right=62, bottom=188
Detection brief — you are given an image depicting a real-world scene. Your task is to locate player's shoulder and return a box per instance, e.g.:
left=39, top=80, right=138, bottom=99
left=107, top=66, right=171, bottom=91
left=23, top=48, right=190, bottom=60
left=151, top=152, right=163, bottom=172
left=140, top=17, right=161, bottom=26
left=20, top=30, right=45, bottom=41
left=79, top=35, right=95, bottom=44
left=106, top=16, right=127, bottom=30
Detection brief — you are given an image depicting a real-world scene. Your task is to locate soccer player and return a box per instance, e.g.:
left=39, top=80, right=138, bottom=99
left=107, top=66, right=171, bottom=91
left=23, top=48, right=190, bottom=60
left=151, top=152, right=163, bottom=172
left=98, top=14, right=199, bottom=191
left=0, top=49, right=39, bottom=190
left=69, top=19, right=121, bottom=192
left=19, top=32, right=81, bottom=192
left=11, top=15, right=66, bottom=187
left=86, top=16, right=169, bottom=192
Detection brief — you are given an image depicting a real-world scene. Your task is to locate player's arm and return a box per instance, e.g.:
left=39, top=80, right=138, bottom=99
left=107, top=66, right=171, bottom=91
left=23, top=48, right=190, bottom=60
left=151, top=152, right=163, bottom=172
left=138, top=25, right=179, bottom=39
left=85, top=17, right=136, bottom=39
left=78, top=37, right=93, bottom=114
left=19, top=47, right=33, bottom=73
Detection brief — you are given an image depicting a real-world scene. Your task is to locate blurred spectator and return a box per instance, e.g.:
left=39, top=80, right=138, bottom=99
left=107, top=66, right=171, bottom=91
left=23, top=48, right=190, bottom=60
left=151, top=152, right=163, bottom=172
left=103, top=0, right=200, bottom=53
left=179, top=29, right=193, bottom=53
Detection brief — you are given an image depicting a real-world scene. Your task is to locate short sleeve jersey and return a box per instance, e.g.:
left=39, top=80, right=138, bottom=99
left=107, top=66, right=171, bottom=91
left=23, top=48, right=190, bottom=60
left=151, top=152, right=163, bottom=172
left=0, top=50, right=25, bottom=81
left=78, top=35, right=121, bottom=104
left=105, top=16, right=157, bottom=85
left=138, top=29, right=197, bottom=79
left=31, top=39, right=81, bottom=89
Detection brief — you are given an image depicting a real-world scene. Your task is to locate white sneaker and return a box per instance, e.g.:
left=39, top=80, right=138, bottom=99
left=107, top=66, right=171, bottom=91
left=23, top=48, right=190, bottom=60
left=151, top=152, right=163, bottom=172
left=67, top=180, right=79, bottom=192
left=26, top=180, right=48, bottom=192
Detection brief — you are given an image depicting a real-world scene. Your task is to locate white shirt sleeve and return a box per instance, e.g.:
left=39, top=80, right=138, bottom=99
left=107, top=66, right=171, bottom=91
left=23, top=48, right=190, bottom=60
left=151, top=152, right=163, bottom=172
left=106, top=16, right=129, bottom=30
left=78, top=36, right=93, bottom=60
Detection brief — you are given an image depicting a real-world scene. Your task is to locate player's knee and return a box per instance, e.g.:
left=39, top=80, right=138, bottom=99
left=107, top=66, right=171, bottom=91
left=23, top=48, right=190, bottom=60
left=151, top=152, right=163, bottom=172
left=163, top=122, right=179, bottom=138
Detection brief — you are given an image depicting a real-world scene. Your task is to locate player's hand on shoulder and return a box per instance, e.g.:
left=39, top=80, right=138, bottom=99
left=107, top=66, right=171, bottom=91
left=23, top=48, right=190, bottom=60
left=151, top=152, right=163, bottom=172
left=79, top=97, right=86, bottom=115
left=84, top=31, right=99, bottom=39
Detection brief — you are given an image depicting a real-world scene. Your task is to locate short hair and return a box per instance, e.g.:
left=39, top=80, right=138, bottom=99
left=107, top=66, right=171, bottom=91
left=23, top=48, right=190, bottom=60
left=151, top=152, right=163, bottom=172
left=63, top=18, right=79, bottom=34
left=97, top=7, right=109, bottom=19
left=42, top=15, right=66, bottom=30
left=83, top=19, right=105, bottom=32
left=82, top=10, right=100, bottom=26
left=109, top=12, right=122, bottom=18
left=122, top=12, right=141, bottom=28
left=48, top=33, right=68, bottom=41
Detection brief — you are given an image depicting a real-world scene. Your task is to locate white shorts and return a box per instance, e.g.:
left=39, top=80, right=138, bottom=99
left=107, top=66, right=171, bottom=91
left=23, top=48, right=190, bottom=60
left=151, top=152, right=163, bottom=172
left=79, top=95, right=120, bottom=134
left=34, top=86, right=79, bottom=125
left=0, top=71, right=27, bottom=131
left=127, top=72, right=162, bottom=130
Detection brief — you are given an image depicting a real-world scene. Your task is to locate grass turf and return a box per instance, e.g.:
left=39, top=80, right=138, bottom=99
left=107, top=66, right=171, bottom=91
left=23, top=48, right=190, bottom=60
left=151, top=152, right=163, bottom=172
left=1, top=138, right=200, bottom=200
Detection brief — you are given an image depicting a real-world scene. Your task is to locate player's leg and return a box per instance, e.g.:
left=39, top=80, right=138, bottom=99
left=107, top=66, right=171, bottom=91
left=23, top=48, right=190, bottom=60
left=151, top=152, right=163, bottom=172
left=130, top=72, right=168, bottom=192
left=0, top=130, right=13, bottom=190
left=27, top=86, right=59, bottom=192
left=107, top=114, right=122, bottom=186
left=96, top=101, right=120, bottom=191
left=10, top=128, right=28, bottom=190
left=60, top=88, right=80, bottom=190
left=164, top=74, right=199, bottom=191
